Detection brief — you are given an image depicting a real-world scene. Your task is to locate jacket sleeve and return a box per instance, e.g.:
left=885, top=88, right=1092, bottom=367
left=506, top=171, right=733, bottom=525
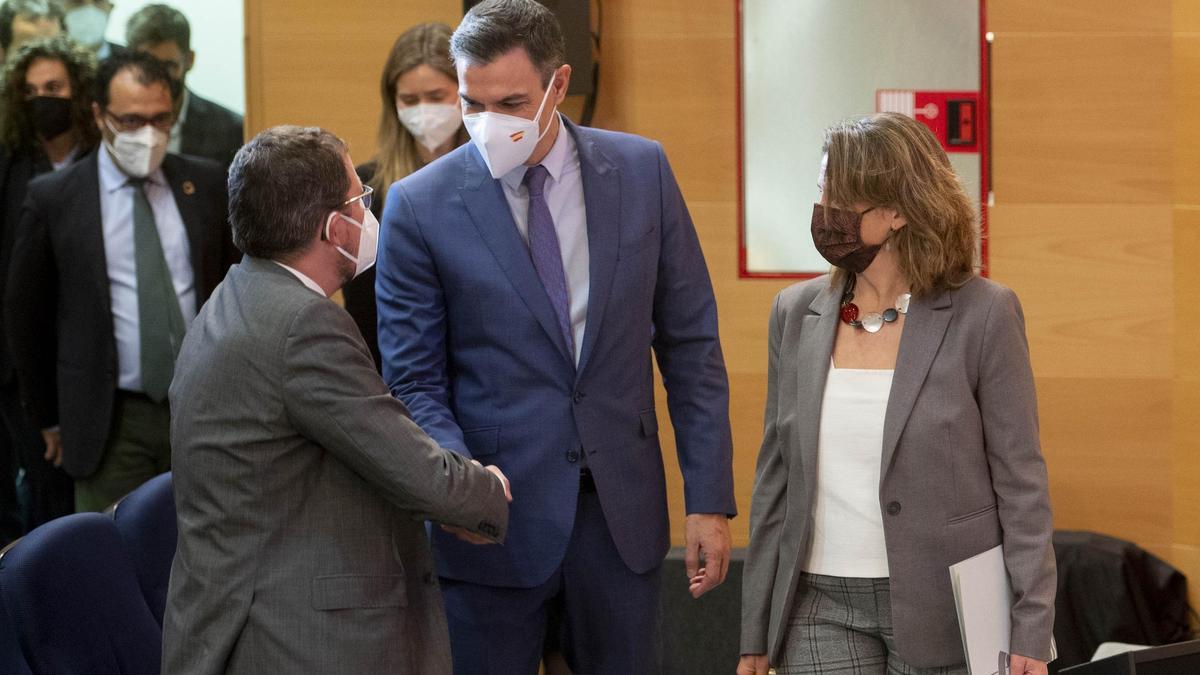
left=374, top=181, right=470, bottom=455
left=282, top=298, right=508, bottom=540
left=650, top=143, right=736, bottom=516
left=4, top=189, right=58, bottom=428
left=740, top=292, right=788, bottom=655
left=978, top=286, right=1056, bottom=661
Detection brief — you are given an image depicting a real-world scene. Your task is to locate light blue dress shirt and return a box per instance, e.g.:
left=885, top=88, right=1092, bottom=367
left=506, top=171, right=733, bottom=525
left=98, top=145, right=197, bottom=393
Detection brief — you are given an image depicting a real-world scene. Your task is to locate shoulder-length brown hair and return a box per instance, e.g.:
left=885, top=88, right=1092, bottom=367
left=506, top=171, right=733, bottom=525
left=0, top=36, right=100, bottom=154
left=369, top=22, right=469, bottom=206
left=822, top=112, right=978, bottom=296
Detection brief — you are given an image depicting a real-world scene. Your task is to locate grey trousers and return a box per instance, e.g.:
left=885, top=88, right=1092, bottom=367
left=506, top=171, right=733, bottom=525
left=777, top=573, right=968, bottom=675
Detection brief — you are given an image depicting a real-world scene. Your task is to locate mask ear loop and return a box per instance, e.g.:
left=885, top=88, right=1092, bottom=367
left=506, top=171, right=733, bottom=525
left=532, top=67, right=562, bottom=143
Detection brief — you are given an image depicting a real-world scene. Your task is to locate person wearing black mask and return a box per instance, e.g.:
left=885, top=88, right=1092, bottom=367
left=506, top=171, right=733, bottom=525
left=0, top=35, right=98, bottom=533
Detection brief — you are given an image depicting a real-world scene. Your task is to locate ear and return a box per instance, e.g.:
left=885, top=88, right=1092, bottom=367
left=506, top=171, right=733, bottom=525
left=887, top=208, right=908, bottom=231
left=185, top=50, right=196, bottom=74
left=91, top=101, right=105, bottom=133
left=552, top=64, right=572, bottom=106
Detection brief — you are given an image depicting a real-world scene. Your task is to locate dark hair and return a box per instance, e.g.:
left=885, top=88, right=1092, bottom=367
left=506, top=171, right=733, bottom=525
left=450, top=0, right=565, bottom=85
left=93, top=48, right=180, bottom=110
left=0, top=35, right=99, bottom=152
left=0, top=0, right=65, bottom=52
left=228, top=125, right=350, bottom=260
left=369, top=22, right=467, bottom=206
left=125, top=4, right=190, bottom=53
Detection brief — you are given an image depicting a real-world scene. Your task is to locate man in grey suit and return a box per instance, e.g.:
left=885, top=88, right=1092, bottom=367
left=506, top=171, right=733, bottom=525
left=162, top=125, right=511, bottom=674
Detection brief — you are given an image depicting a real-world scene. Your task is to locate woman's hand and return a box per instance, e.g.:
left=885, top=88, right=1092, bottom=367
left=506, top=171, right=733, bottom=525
left=1009, top=653, right=1048, bottom=675
left=736, top=653, right=770, bottom=674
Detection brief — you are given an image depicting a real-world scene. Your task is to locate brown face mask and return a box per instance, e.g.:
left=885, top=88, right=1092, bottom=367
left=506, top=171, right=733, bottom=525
left=810, top=202, right=880, bottom=274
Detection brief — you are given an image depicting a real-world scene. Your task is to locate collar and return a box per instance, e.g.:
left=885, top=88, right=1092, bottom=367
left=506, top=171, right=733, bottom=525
left=499, top=112, right=574, bottom=191
left=98, top=142, right=166, bottom=193
left=172, top=88, right=192, bottom=135
left=272, top=261, right=327, bottom=296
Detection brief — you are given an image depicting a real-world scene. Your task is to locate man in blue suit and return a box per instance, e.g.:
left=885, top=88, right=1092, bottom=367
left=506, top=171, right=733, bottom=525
left=376, top=1, right=736, bottom=672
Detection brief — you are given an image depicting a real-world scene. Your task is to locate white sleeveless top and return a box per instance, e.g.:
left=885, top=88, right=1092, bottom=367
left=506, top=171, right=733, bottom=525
left=802, top=359, right=894, bottom=577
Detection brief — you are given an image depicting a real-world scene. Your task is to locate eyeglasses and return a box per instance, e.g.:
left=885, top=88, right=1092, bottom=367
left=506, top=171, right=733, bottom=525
left=342, top=185, right=374, bottom=211
left=104, top=109, right=174, bottom=133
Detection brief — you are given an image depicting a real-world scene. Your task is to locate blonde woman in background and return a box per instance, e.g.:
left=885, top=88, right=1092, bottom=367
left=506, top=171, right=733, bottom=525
left=344, top=21, right=468, bottom=368
left=739, top=113, right=1055, bottom=675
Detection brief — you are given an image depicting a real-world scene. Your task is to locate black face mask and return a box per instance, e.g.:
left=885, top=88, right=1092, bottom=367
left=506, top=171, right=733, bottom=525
left=29, top=96, right=74, bottom=140
left=810, top=202, right=881, bottom=274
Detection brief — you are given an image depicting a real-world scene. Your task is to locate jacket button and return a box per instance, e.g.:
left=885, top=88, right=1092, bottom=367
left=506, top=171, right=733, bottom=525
left=886, top=501, right=902, bottom=516
left=572, top=391, right=584, bottom=404
left=566, top=450, right=579, bottom=463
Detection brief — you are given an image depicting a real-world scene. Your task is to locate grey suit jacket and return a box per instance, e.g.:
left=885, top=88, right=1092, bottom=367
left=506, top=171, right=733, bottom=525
left=741, top=274, right=1055, bottom=668
left=162, top=257, right=508, bottom=674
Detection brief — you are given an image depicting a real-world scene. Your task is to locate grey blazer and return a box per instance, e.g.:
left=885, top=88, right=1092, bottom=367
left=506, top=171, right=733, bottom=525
left=162, top=257, right=509, bottom=674
left=740, top=274, right=1055, bottom=668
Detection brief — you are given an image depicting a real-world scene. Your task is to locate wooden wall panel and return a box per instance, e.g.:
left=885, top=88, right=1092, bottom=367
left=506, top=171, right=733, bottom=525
left=987, top=204, right=1173, bottom=380
left=989, top=0, right=1171, bottom=33
left=1174, top=36, right=1200, bottom=205
left=990, top=35, right=1171, bottom=205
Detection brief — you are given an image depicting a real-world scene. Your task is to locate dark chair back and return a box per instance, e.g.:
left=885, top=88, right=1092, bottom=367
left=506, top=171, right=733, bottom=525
left=111, top=472, right=177, bottom=626
left=0, top=513, right=162, bottom=674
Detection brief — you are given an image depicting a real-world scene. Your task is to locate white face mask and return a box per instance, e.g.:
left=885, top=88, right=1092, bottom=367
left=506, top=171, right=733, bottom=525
left=397, top=103, right=462, bottom=154
left=326, top=208, right=379, bottom=279
left=104, top=120, right=168, bottom=178
left=462, top=77, right=557, bottom=179
left=64, top=5, right=110, bottom=48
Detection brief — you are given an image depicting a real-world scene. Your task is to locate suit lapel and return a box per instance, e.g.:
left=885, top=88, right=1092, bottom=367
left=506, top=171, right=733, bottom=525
left=458, top=146, right=574, bottom=366
left=76, top=153, right=112, bottom=317
left=796, top=281, right=842, bottom=499
left=881, top=287, right=953, bottom=474
left=161, top=154, right=206, bottom=310
left=567, top=120, right=619, bottom=378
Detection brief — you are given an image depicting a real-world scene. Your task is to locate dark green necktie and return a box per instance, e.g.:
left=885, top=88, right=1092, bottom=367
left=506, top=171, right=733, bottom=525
left=130, top=178, right=187, bottom=402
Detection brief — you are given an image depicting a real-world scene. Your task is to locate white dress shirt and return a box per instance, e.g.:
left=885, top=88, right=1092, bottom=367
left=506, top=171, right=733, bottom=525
left=498, top=113, right=590, bottom=365
left=803, top=359, right=894, bottom=577
left=168, top=88, right=190, bottom=155
left=273, top=261, right=327, bottom=296
left=99, top=145, right=197, bottom=392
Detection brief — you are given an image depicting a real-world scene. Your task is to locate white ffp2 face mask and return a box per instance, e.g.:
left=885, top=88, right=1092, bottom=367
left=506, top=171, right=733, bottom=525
left=326, top=208, right=379, bottom=278
left=462, top=78, right=557, bottom=179
left=397, top=103, right=462, bottom=154
left=104, top=121, right=168, bottom=178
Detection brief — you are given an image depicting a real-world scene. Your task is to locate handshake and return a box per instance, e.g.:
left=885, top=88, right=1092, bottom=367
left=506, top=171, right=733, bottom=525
left=440, top=460, right=512, bottom=545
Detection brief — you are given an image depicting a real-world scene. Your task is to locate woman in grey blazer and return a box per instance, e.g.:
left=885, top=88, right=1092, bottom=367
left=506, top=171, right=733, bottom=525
left=738, top=113, right=1055, bottom=675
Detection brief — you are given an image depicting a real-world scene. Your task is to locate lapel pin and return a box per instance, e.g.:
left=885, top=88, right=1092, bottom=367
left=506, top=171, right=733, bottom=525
left=182, top=180, right=196, bottom=195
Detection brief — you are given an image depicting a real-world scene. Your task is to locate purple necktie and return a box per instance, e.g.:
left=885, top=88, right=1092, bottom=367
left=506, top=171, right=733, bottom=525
left=523, top=164, right=574, bottom=357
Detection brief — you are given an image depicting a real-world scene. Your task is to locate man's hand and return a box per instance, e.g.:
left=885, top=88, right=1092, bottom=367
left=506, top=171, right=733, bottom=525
left=41, top=428, right=62, bottom=467
left=1010, top=654, right=1048, bottom=675
left=485, top=464, right=512, bottom=502
left=685, top=513, right=731, bottom=598
left=736, top=654, right=769, bottom=674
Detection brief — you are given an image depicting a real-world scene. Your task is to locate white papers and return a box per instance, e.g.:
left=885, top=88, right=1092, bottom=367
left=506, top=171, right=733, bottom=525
left=950, top=545, right=1056, bottom=675
left=950, top=545, right=1014, bottom=675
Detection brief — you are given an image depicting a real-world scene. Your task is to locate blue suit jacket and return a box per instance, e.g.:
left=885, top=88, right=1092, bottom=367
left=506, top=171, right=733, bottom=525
left=376, top=118, right=736, bottom=588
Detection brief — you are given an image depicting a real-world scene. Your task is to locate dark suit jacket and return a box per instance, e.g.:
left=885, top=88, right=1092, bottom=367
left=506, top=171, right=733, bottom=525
left=377, top=118, right=736, bottom=588
left=179, top=90, right=244, bottom=171
left=0, top=146, right=53, bottom=384
left=3, top=149, right=237, bottom=478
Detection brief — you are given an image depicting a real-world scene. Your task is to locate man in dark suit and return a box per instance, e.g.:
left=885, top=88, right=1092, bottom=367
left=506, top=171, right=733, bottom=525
left=5, top=50, right=236, bottom=512
left=376, top=1, right=736, bottom=672
left=125, top=4, right=243, bottom=171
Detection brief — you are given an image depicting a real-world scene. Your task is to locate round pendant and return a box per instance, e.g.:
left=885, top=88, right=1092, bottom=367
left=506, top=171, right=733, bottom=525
left=840, top=303, right=860, bottom=324
left=861, top=313, right=884, bottom=333
left=895, top=293, right=912, bottom=314
left=882, top=308, right=899, bottom=322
